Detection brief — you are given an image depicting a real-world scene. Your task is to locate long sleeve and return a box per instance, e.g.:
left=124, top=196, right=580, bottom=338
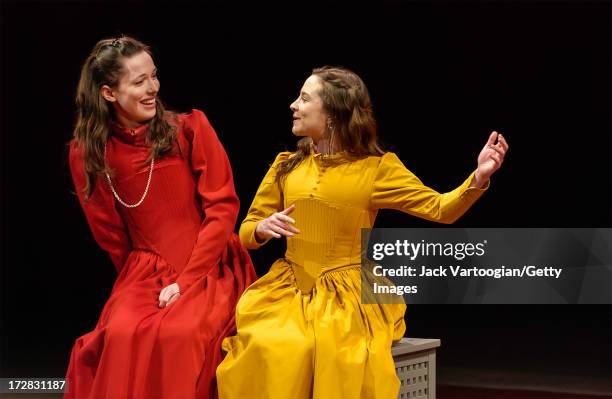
left=69, top=141, right=132, bottom=272
left=238, top=152, right=290, bottom=249
left=370, top=152, right=489, bottom=224
left=175, top=110, right=240, bottom=292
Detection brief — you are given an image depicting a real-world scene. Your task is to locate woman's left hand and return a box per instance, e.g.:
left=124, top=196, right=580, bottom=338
left=158, top=283, right=181, bottom=308
left=473, top=131, right=509, bottom=188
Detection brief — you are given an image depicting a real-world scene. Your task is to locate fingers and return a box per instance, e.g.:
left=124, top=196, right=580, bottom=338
left=497, top=134, right=509, bottom=152
left=486, top=131, right=498, bottom=146
left=490, top=151, right=503, bottom=167
left=257, top=220, right=284, bottom=239
left=158, top=294, right=168, bottom=308
left=275, top=224, right=300, bottom=235
left=259, top=205, right=301, bottom=240
left=484, top=131, right=508, bottom=159
left=158, top=287, right=166, bottom=307
left=267, top=229, right=282, bottom=239
left=277, top=213, right=296, bottom=225
left=280, top=204, right=296, bottom=215
left=159, top=289, right=170, bottom=308
left=488, top=131, right=509, bottom=152
left=488, top=143, right=505, bottom=157
left=274, top=214, right=300, bottom=234
left=158, top=285, right=180, bottom=308
left=269, top=222, right=296, bottom=237
left=286, top=224, right=301, bottom=234
left=483, top=146, right=504, bottom=164
left=278, top=205, right=299, bottom=233
left=260, top=221, right=296, bottom=240
left=166, top=292, right=180, bottom=306
left=256, top=204, right=302, bottom=242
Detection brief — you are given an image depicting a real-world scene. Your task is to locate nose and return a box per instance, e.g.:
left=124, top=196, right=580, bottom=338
left=290, top=98, right=298, bottom=112
left=147, top=77, right=159, bottom=94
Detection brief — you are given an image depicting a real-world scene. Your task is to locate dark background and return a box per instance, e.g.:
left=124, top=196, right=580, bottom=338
left=1, top=0, right=611, bottom=392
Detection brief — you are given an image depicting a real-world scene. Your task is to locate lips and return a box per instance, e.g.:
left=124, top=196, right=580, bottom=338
left=141, top=98, right=156, bottom=105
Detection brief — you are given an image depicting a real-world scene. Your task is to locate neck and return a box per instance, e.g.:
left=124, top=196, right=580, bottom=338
left=115, top=112, right=146, bottom=129
left=312, top=136, right=339, bottom=155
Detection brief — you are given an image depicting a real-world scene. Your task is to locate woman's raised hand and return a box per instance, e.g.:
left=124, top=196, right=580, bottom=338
left=473, top=131, right=509, bottom=187
left=255, top=204, right=301, bottom=242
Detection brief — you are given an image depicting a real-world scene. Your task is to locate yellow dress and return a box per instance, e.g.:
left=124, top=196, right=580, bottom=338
left=217, top=150, right=488, bottom=399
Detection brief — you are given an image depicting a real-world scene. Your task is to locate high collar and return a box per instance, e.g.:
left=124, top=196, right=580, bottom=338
left=309, top=141, right=346, bottom=159
left=111, top=121, right=149, bottom=146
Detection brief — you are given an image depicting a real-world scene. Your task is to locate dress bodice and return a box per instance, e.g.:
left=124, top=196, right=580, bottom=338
left=69, top=109, right=240, bottom=291
left=239, top=149, right=488, bottom=292
left=283, top=154, right=382, bottom=274
left=105, top=131, right=202, bottom=268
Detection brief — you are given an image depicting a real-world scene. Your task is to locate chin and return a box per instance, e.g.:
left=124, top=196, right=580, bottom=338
left=138, top=110, right=157, bottom=123
left=292, top=127, right=310, bottom=137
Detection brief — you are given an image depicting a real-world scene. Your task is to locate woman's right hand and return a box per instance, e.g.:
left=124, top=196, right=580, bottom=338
left=255, top=204, right=300, bottom=242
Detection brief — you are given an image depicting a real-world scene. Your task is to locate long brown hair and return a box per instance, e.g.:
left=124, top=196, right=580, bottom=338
left=73, top=36, right=177, bottom=198
left=275, top=66, right=384, bottom=183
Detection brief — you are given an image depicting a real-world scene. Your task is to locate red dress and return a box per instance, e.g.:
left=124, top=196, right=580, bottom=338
left=65, top=109, right=256, bottom=399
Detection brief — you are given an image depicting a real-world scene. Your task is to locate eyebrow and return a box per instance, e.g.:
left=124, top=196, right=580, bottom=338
left=300, top=91, right=312, bottom=98
left=133, top=68, right=157, bottom=81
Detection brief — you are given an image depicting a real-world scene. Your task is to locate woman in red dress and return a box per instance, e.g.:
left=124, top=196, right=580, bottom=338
left=65, top=36, right=256, bottom=399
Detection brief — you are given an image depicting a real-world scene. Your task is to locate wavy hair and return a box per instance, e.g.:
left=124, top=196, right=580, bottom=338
left=73, top=35, right=178, bottom=198
left=275, top=66, right=384, bottom=183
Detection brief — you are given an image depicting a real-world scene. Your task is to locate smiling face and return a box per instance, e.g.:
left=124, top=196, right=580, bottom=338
left=289, top=75, right=329, bottom=140
left=100, top=51, right=159, bottom=128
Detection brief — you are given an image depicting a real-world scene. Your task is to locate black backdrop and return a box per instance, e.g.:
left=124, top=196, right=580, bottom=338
left=1, top=0, right=611, bottom=389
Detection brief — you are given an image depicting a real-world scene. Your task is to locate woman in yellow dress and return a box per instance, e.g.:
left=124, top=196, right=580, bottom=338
left=217, top=66, right=508, bottom=398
